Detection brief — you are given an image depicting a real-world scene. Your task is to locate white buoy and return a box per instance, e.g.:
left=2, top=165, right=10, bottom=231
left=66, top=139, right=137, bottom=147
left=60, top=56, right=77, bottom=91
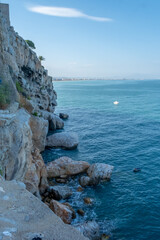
left=113, top=101, right=119, bottom=105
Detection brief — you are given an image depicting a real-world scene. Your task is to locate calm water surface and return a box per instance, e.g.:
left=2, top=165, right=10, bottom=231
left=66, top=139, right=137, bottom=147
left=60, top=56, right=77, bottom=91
left=43, top=80, right=160, bottom=240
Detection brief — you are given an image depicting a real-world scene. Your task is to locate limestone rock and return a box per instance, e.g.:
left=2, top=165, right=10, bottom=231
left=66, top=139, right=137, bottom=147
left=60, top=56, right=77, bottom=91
left=0, top=109, right=48, bottom=196
left=0, top=180, right=88, bottom=240
left=79, top=176, right=92, bottom=187
left=79, top=175, right=101, bottom=187
left=0, top=7, right=57, bottom=113
left=46, top=132, right=79, bottom=150
left=87, top=163, right=114, bottom=181
left=0, top=109, right=32, bottom=181
left=30, top=115, right=48, bottom=152
left=24, top=148, right=48, bottom=196
left=59, top=113, right=69, bottom=119
left=49, top=114, right=64, bottom=130
left=46, top=157, right=90, bottom=178
left=74, top=221, right=100, bottom=240
left=63, top=202, right=76, bottom=219
left=47, top=185, right=72, bottom=200
left=49, top=200, right=73, bottom=224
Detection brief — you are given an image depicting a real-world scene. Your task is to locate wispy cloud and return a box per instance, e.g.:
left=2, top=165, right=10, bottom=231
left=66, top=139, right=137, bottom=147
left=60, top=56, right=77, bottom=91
left=28, top=5, right=112, bottom=22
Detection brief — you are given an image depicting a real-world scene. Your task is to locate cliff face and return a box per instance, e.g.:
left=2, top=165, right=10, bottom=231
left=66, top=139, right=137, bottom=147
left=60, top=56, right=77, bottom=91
left=0, top=5, right=57, bottom=115
left=0, top=4, right=57, bottom=196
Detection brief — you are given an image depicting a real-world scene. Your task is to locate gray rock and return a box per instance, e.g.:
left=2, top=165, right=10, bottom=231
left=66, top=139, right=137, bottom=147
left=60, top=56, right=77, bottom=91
left=79, top=176, right=92, bottom=187
left=87, top=163, right=114, bottom=181
left=30, top=115, right=48, bottom=152
left=0, top=180, right=88, bottom=240
left=74, top=221, right=100, bottom=240
left=48, top=185, right=72, bottom=200
left=49, top=114, right=64, bottom=130
left=59, top=113, right=69, bottom=120
left=46, top=132, right=79, bottom=149
left=47, top=156, right=90, bottom=178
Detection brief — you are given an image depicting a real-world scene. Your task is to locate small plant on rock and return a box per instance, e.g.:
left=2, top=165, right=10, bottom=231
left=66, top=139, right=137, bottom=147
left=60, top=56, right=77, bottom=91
left=25, top=40, right=36, bottom=49
left=0, top=82, right=11, bottom=109
left=32, top=112, right=38, bottom=117
left=16, top=82, right=23, bottom=93
left=39, top=56, right=45, bottom=63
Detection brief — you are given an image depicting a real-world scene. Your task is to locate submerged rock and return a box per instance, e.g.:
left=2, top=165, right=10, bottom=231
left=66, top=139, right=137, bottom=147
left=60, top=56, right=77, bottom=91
left=77, top=209, right=85, bottom=216
left=49, top=200, right=73, bottom=224
left=77, top=186, right=84, bottom=192
left=46, top=156, right=90, bottom=178
left=87, top=163, right=114, bottom=181
left=133, top=168, right=141, bottom=173
left=59, top=113, right=69, bottom=120
left=46, top=132, right=79, bottom=149
left=83, top=197, right=93, bottom=205
left=74, top=221, right=100, bottom=240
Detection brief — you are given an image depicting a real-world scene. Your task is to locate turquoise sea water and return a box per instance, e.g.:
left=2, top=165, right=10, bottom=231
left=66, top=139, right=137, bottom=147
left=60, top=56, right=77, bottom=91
left=43, top=80, right=160, bottom=239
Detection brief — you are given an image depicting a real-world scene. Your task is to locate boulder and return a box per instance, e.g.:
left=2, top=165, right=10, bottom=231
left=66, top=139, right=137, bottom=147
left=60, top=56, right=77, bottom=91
left=30, top=115, right=48, bottom=152
left=59, top=113, right=69, bottom=120
left=47, top=185, right=72, bottom=200
left=49, top=200, right=73, bottom=224
left=77, top=209, right=85, bottom=216
left=46, top=132, right=79, bottom=149
left=74, top=221, right=100, bottom=240
left=79, top=176, right=101, bottom=187
left=87, top=163, right=114, bottom=181
left=63, top=202, right=76, bottom=219
left=49, top=114, right=64, bottom=130
left=79, top=176, right=92, bottom=187
left=46, top=157, right=90, bottom=178
left=24, top=148, right=48, bottom=197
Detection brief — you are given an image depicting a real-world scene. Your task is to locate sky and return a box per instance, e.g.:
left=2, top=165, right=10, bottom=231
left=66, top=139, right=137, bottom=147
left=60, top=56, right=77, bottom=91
left=2, top=0, right=160, bottom=79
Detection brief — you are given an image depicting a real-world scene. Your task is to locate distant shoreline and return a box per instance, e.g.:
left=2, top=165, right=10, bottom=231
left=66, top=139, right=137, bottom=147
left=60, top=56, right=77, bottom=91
left=53, top=78, right=160, bottom=82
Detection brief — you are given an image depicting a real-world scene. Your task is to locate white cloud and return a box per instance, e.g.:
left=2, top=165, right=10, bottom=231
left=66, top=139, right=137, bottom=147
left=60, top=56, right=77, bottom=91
left=28, top=5, right=112, bottom=22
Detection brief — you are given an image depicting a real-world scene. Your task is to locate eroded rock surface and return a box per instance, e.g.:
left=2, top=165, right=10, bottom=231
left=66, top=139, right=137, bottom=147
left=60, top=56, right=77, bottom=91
left=74, top=221, right=100, bottom=240
left=49, top=200, right=73, bottom=224
left=47, top=185, right=72, bottom=200
left=46, top=157, right=90, bottom=178
left=87, top=163, right=114, bottom=181
left=0, top=109, right=48, bottom=196
left=0, top=180, right=88, bottom=240
left=46, top=132, right=79, bottom=149
left=30, top=115, right=48, bottom=152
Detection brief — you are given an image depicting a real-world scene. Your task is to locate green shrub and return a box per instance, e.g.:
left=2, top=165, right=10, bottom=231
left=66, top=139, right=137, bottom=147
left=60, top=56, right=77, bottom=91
left=0, top=82, right=11, bottom=109
left=39, top=56, right=45, bottom=62
left=25, top=40, right=36, bottom=49
left=27, top=96, right=31, bottom=100
left=32, top=112, right=38, bottom=117
left=0, top=167, right=3, bottom=176
left=16, top=82, right=23, bottom=93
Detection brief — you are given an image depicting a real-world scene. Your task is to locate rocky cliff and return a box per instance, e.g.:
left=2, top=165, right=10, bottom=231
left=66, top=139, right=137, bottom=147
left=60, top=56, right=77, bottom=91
left=0, top=4, right=58, bottom=196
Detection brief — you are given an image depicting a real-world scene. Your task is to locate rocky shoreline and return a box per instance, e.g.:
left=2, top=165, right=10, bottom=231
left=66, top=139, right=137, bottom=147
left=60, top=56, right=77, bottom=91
left=0, top=4, right=114, bottom=240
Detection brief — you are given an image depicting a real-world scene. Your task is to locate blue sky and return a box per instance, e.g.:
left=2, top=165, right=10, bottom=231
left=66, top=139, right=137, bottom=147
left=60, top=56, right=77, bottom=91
left=2, top=0, right=160, bottom=79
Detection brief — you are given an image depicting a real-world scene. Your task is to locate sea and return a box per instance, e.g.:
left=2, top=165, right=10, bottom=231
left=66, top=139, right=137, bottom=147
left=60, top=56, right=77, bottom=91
left=43, top=80, right=160, bottom=240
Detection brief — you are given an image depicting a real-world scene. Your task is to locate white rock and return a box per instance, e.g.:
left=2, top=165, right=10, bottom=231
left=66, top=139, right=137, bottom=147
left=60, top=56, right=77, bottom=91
left=46, top=132, right=79, bottom=150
